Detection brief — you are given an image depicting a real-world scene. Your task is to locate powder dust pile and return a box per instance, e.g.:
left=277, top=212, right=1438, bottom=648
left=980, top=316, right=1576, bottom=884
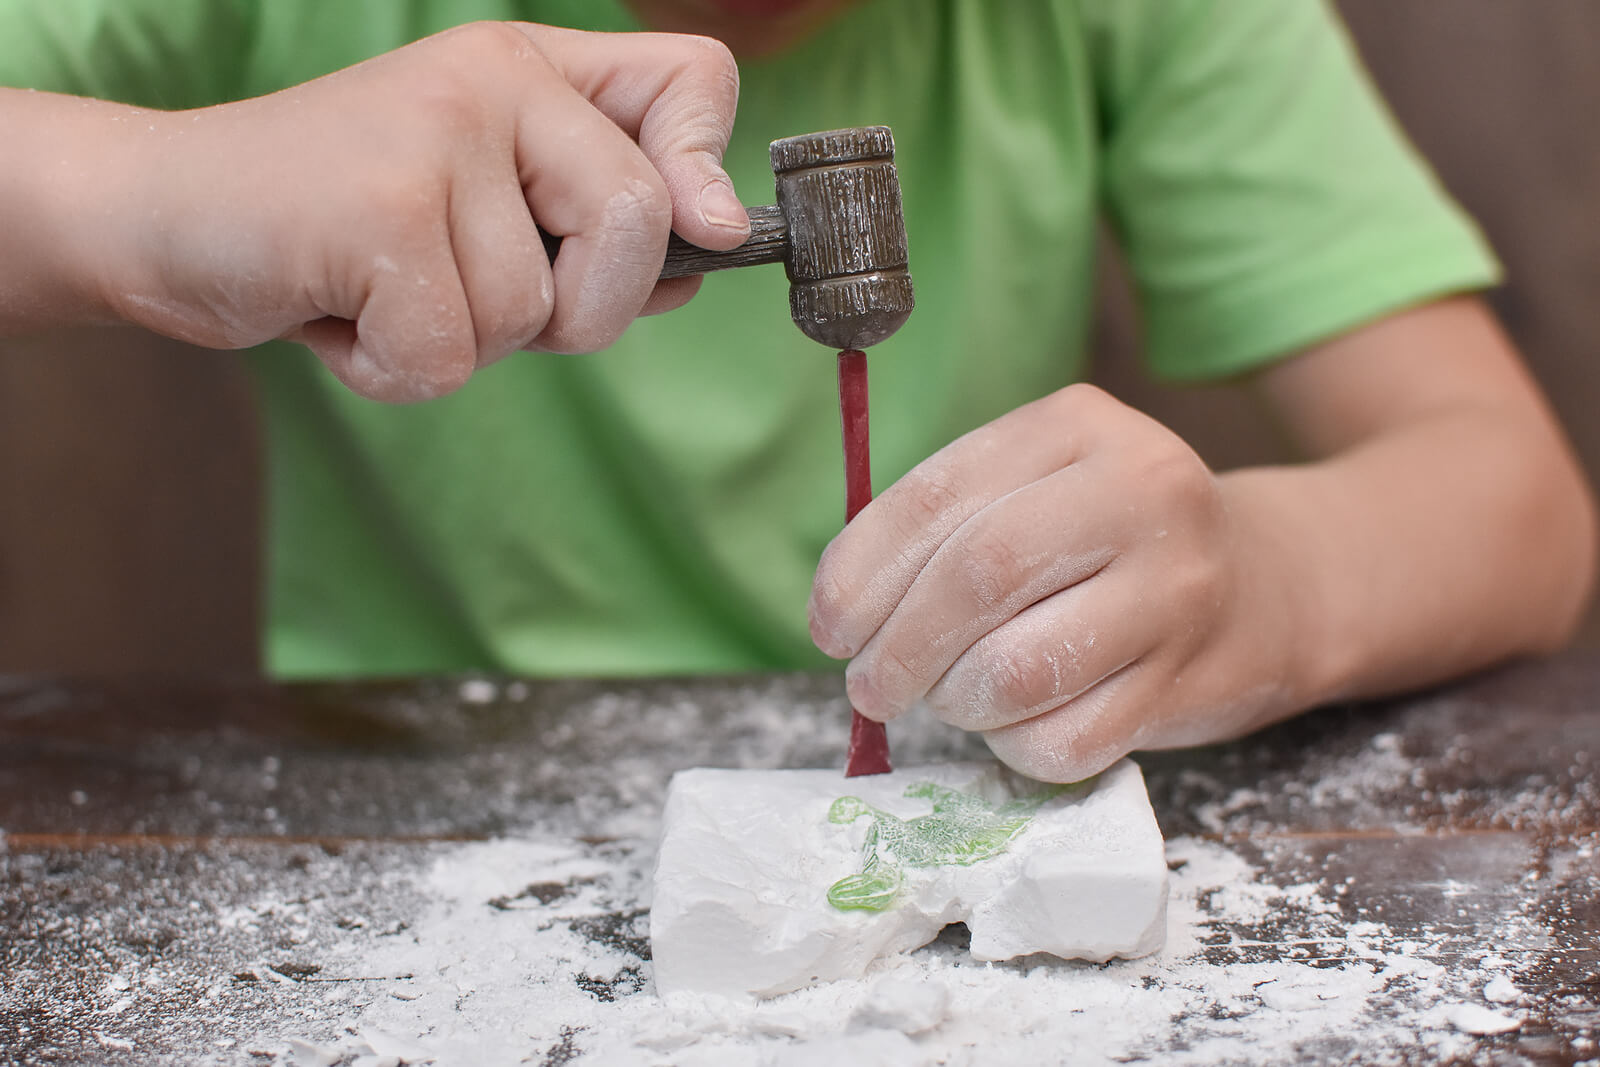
left=60, top=827, right=1548, bottom=1066
left=4, top=676, right=1593, bottom=1066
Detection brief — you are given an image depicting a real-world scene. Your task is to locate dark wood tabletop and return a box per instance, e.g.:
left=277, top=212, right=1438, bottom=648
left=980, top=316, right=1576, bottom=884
left=1, top=654, right=1596, bottom=1065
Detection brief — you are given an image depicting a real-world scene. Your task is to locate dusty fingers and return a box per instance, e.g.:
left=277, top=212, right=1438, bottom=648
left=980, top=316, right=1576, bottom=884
left=811, top=385, right=1257, bottom=781
left=124, top=22, right=747, bottom=402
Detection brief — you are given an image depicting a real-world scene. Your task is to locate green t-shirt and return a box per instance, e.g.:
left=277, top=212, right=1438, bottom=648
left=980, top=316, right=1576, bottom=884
left=1, top=0, right=1497, bottom=678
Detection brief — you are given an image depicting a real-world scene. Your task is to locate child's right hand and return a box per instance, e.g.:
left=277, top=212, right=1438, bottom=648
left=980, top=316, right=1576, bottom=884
left=95, top=23, right=748, bottom=400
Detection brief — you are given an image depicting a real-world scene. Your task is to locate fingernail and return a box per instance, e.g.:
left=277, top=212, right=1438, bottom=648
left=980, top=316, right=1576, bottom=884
left=698, top=178, right=747, bottom=231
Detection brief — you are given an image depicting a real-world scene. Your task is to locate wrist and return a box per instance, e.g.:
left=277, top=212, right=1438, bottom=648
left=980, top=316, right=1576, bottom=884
left=77, top=104, right=185, bottom=334
left=1214, top=467, right=1347, bottom=727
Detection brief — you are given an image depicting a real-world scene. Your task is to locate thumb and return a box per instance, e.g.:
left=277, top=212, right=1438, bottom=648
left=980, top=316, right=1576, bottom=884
left=515, top=25, right=749, bottom=252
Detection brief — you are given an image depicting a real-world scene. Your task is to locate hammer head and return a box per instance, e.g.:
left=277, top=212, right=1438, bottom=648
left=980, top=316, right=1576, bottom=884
left=770, top=127, right=914, bottom=350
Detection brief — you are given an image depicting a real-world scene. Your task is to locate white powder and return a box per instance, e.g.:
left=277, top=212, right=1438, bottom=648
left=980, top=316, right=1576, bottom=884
left=10, top=680, right=1579, bottom=1065
left=236, top=830, right=1533, bottom=1066
left=1482, top=974, right=1523, bottom=1004
left=1435, top=1003, right=1522, bottom=1036
left=1191, top=731, right=1420, bottom=835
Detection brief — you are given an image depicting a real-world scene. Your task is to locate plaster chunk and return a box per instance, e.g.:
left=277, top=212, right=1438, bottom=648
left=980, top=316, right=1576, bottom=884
left=650, top=759, right=1167, bottom=999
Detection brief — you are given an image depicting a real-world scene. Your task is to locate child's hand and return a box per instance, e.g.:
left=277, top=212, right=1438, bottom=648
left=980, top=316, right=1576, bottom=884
left=808, top=384, right=1302, bottom=783
left=810, top=300, right=1599, bottom=783
left=103, top=23, right=746, bottom=401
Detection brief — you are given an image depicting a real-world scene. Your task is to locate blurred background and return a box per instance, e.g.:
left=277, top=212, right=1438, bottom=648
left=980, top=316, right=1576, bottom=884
left=1, top=0, right=1596, bottom=675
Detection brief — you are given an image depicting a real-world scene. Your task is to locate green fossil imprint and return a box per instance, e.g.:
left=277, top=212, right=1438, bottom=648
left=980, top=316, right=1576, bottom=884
left=825, top=780, right=1077, bottom=912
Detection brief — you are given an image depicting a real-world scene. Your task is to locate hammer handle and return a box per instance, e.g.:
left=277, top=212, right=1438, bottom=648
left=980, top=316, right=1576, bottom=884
left=661, top=204, right=789, bottom=280
left=538, top=204, right=790, bottom=283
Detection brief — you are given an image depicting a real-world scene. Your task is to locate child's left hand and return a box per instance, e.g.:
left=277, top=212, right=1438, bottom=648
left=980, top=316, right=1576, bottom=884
left=807, top=382, right=1299, bottom=782
left=808, top=299, right=1597, bottom=782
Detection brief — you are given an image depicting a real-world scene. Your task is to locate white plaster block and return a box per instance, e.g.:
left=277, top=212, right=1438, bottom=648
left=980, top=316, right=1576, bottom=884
left=650, top=760, right=1167, bottom=999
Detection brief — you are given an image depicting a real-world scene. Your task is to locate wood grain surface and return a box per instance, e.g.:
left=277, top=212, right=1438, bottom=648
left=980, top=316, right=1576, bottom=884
left=1, top=654, right=1596, bottom=1063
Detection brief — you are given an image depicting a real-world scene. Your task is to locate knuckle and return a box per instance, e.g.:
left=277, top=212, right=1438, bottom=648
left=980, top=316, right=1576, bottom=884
left=957, top=525, right=1029, bottom=612
left=987, top=645, right=1057, bottom=713
left=1166, top=550, right=1227, bottom=623
left=982, top=659, right=1150, bottom=782
left=702, top=42, right=741, bottom=117
left=672, top=34, right=739, bottom=92
left=1049, top=381, right=1114, bottom=421
left=447, top=20, right=539, bottom=67
left=696, top=34, right=739, bottom=79
left=602, top=173, right=674, bottom=245
left=935, top=642, right=1057, bottom=726
left=1042, top=382, right=1132, bottom=446
left=876, top=641, right=923, bottom=692
left=1142, top=441, right=1214, bottom=512
left=893, top=461, right=967, bottom=535
left=854, top=641, right=923, bottom=711
left=984, top=713, right=1107, bottom=785
left=412, top=24, right=535, bottom=130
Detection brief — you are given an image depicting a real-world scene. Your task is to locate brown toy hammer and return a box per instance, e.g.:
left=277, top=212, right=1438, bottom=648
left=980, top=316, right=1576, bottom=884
left=543, top=126, right=914, bottom=351
left=664, top=126, right=913, bottom=351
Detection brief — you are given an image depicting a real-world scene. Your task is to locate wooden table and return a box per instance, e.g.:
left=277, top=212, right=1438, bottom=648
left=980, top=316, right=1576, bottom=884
left=1, top=655, right=1596, bottom=1065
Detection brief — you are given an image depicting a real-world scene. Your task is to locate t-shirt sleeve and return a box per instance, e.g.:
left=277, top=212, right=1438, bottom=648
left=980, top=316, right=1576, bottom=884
left=1085, top=0, right=1500, bottom=382
left=0, top=0, right=252, bottom=108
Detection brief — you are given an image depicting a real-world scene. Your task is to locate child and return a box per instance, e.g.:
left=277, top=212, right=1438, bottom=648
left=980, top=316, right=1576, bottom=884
left=1, top=0, right=1592, bottom=781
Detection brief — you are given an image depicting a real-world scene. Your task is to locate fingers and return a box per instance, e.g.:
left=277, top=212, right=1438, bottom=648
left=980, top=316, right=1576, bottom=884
left=214, top=21, right=745, bottom=400
left=522, top=27, right=748, bottom=251
left=841, top=460, right=1122, bottom=721
left=810, top=386, right=1111, bottom=661
left=923, top=573, right=1152, bottom=731
left=633, top=44, right=748, bottom=252
left=505, top=26, right=747, bottom=349
left=980, top=663, right=1153, bottom=784
left=300, top=240, right=477, bottom=402
left=502, top=62, right=673, bottom=352
left=447, top=155, right=555, bottom=366
left=814, top=384, right=1236, bottom=785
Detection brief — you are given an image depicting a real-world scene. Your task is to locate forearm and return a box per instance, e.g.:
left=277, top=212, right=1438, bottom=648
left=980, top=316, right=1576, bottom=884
left=1227, top=299, right=1597, bottom=720
left=0, top=88, right=148, bottom=333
